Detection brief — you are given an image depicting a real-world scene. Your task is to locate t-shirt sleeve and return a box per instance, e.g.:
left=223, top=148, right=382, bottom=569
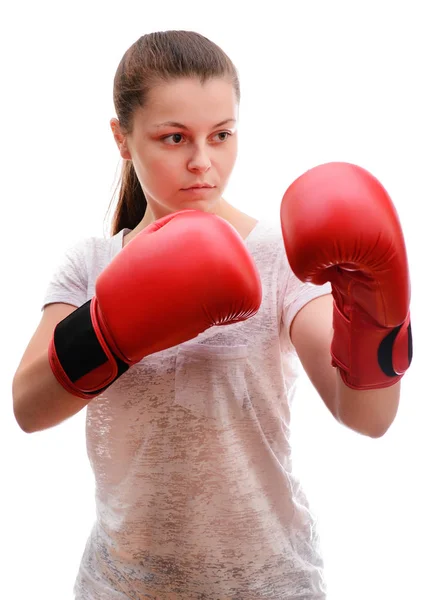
left=280, top=260, right=332, bottom=345
left=41, top=238, right=89, bottom=311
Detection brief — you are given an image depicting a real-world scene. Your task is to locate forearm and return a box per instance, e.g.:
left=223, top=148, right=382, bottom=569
left=335, top=369, right=400, bottom=438
left=12, top=349, right=91, bottom=433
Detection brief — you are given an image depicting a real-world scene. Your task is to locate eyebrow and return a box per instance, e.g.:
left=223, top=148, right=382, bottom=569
left=153, top=118, right=236, bottom=130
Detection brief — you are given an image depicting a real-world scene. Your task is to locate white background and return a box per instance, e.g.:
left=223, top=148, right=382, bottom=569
left=1, top=1, right=420, bottom=598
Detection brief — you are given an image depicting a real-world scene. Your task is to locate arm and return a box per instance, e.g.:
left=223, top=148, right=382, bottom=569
left=290, top=294, right=400, bottom=438
left=281, top=162, right=411, bottom=437
left=12, top=303, right=91, bottom=433
left=13, top=211, right=262, bottom=433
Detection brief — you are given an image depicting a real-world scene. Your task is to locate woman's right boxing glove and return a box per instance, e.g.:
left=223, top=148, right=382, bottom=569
left=49, top=210, right=262, bottom=399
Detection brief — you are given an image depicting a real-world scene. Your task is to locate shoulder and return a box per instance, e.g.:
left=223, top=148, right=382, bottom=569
left=43, top=229, right=129, bottom=305
left=65, top=228, right=129, bottom=271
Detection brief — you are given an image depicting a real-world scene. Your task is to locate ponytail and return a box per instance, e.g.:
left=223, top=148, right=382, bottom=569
left=109, top=160, right=147, bottom=236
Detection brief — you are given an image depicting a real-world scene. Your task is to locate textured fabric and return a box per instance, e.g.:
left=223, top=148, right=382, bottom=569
left=43, top=220, right=332, bottom=599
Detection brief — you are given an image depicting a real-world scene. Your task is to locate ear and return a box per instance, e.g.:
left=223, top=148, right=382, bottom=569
left=110, top=118, right=132, bottom=160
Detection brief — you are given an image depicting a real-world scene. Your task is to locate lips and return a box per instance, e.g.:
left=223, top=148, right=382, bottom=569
left=182, top=184, right=215, bottom=190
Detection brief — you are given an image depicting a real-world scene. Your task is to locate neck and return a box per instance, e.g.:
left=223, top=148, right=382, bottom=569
left=136, top=198, right=233, bottom=232
left=122, top=199, right=256, bottom=247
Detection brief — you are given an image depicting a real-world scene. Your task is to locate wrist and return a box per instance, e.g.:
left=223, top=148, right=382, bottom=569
left=331, top=301, right=412, bottom=390
left=49, top=299, right=129, bottom=399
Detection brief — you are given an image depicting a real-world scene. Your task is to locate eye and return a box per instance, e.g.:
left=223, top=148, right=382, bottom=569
left=213, top=131, right=232, bottom=142
left=162, top=133, right=185, bottom=145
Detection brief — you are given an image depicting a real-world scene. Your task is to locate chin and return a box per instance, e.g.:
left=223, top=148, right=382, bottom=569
left=159, top=189, right=221, bottom=215
left=183, top=196, right=220, bottom=211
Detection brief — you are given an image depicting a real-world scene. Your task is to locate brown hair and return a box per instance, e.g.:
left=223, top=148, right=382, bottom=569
left=106, top=30, right=241, bottom=236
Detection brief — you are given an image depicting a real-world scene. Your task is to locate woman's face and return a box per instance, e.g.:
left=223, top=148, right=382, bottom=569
left=112, top=77, right=239, bottom=220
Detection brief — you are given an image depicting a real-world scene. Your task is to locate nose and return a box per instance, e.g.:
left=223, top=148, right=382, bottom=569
left=187, top=145, right=211, bottom=173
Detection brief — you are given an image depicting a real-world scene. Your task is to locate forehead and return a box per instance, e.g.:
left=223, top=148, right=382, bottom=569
left=139, top=77, right=238, bottom=125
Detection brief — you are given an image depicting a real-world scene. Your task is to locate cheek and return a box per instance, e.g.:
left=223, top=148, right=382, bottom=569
left=139, top=153, right=178, bottom=187
left=218, top=146, right=237, bottom=176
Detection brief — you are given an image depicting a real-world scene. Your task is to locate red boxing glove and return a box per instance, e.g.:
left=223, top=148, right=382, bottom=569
left=49, top=210, right=262, bottom=398
left=280, top=162, right=412, bottom=390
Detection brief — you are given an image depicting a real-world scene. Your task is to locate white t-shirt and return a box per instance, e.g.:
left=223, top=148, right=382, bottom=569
left=43, top=220, right=331, bottom=599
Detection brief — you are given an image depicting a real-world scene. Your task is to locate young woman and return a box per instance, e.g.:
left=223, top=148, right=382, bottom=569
left=12, top=30, right=412, bottom=599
